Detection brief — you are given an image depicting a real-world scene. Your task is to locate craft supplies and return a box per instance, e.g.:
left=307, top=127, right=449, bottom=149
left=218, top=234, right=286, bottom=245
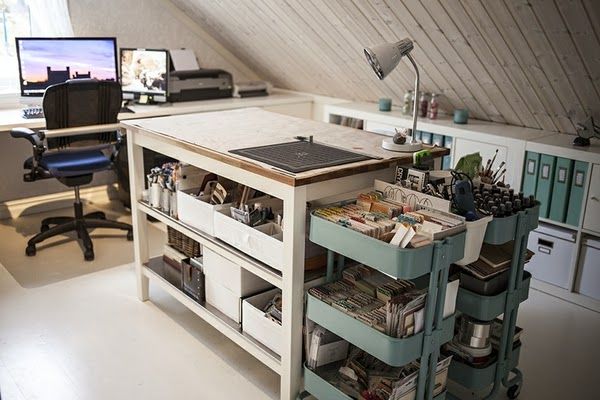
left=428, top=93, right=439, bottom=119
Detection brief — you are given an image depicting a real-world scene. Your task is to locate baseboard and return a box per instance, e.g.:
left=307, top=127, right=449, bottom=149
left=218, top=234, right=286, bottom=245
left=0, top=184, right=119, bottom=220
left=530, top=278, right=600, bottom=313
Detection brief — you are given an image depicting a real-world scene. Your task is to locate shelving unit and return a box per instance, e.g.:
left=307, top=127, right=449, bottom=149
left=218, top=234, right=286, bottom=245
left=448, top=204, right=540, bottom=400
left=302, top=209, right=467, bottom=400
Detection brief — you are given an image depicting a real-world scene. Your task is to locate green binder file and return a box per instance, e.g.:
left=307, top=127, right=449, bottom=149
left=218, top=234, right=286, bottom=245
left=522, top=151, right=540, bottom=197
left=535, top=154, right=556, bottom=218
left=566, top=161, right=589, bottom=226
left=549, top=157, right=574, bottom=222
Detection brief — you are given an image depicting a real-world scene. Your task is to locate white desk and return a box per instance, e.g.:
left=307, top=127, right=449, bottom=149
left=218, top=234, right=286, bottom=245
left=0, top=92, right=313, bottom=209
left=0, top=91, right=313, bottom=132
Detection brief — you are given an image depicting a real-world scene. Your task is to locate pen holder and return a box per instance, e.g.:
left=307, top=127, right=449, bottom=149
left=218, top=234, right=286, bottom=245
left=379, top=98, right=392, bottom=112
left=161, top=188, right=171, bottom=213
left=150, top=183, right=161, bottom=208
left=453, top=109, right=469, bottom=124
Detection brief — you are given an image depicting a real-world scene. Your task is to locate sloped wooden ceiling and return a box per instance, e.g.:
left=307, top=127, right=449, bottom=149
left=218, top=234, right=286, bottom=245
left=170, top=0, right=600, bottom=134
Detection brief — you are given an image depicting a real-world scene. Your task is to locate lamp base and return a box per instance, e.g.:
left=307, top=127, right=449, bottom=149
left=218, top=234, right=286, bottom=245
left=382, top=138, right=423, bottom=152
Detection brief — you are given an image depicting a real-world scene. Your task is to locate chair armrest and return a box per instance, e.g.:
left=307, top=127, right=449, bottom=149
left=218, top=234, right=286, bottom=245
left=10, top=127, right=45, bottom=148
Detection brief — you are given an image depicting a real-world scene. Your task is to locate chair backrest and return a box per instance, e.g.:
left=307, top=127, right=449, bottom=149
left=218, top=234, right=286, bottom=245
left=42, top=79, right=122, bottom=149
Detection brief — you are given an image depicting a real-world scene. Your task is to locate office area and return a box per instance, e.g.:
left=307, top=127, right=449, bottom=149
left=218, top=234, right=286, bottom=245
left=0, top=1, right=599, bottom=399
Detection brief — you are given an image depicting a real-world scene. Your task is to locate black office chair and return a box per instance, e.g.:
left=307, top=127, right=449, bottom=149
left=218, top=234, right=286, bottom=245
left=11, top=79, right=133, bottom=261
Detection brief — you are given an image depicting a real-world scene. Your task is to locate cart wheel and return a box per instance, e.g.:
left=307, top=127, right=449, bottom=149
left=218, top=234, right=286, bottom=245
left=507, top=384, right=520, bottom=399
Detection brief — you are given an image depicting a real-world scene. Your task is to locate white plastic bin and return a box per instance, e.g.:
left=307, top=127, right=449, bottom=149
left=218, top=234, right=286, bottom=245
left=203, top=248, right=272, bottom=296
left=176, top=188, right=230, bottom=236
left=242, top=288, right=282, bottom=354
left=214, top=198, right=284, bottom=270
left=455, top=215, right=493, bottom=266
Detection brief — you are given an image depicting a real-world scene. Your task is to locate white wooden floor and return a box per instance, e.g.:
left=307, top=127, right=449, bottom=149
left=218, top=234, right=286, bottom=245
left=0, top=233, right=598, bottom=399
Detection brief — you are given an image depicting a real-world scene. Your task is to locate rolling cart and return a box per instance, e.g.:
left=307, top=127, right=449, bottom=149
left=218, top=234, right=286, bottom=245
left=299, top=206, right=468, bottom=400
left=447, top=204, right=540, bottom=400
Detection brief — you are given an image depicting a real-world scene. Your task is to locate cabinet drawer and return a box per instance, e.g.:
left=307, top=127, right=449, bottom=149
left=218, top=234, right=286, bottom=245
left=583, top=164, right=600, bottom=233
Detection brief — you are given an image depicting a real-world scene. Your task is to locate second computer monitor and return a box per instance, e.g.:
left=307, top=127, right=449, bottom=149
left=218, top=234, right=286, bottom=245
left=120, top=48, right=169, bottom=103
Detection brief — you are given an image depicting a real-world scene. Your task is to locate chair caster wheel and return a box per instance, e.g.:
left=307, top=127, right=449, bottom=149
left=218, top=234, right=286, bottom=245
left=127, top=230, right=133, bottom=241
left=84, top=250, right=95, bottom=261
left=41, top=224, right=49, bottom=233
left=508, top=384, right=520, bottom=399
left=26, top=245, right=36, bottom=256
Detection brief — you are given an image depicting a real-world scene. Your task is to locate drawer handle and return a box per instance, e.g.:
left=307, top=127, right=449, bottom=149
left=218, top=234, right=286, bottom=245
left=538, top=246, right=551, bottom=255
left=592, top=196, right=599, bottom=202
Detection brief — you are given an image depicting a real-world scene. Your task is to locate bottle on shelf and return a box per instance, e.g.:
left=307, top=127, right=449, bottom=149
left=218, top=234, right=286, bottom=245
left=419, top=92, right=430, bottom=118
left=428, top=93, right=439, bottom=119
left=402, top=90, right=414, bottom=115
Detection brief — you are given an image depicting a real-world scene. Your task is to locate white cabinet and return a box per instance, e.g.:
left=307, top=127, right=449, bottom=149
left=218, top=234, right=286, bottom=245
left=583, top=164, right=600, bottom=234
left=576, top=237, right=600, bottom=301
left=453, top=138, right=507, bottom=174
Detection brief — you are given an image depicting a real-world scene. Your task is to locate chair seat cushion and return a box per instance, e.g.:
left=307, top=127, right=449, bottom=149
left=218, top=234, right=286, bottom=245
left=25, top=150, right=111, bottom=177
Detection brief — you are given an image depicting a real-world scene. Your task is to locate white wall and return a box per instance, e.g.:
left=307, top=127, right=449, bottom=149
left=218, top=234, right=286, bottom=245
left=68, top=0, right=259, bottom=82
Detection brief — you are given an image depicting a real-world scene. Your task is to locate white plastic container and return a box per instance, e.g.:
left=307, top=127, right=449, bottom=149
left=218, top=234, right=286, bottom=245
left=214, top=197, right=284, bottom=270
left=176, top=188, right=230, bottom=236
left=203, top=248, right=272, bottom=296
left=205, top=278, right=242, bottom=323
left=455, top=215, right=493, bottom=266
left=242, top=288, right=282, bottom=354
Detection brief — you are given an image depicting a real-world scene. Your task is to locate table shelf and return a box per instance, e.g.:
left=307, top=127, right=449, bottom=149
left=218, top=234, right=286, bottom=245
left=143, top=257, right=281, bottom=374
left=138, top=201, right=283, bottom=288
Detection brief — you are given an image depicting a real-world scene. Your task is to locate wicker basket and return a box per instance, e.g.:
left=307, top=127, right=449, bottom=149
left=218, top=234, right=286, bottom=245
left=167, top=226, right=202, bottom=258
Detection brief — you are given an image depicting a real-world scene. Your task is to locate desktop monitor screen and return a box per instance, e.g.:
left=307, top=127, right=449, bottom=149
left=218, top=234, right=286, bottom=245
left=15, top=37, right=118, bottom=97
left=120, top=48, right=168, bottom=101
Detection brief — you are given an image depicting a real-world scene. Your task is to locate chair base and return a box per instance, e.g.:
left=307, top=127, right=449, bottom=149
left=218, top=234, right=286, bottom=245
left=26, top=190, right=133, bottom=261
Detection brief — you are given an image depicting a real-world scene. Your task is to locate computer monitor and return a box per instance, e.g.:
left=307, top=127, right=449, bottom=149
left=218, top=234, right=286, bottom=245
left=15, top=37, right=118, bottom=97
left=120, top=48, right=169, bottom=103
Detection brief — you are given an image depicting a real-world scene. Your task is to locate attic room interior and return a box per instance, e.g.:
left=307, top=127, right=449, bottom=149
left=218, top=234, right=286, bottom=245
left=0, top=0, right=598, bottom=399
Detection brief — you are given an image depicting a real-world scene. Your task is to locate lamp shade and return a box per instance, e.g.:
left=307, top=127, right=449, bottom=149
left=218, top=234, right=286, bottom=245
left=364, top=38, right=414, bottom=80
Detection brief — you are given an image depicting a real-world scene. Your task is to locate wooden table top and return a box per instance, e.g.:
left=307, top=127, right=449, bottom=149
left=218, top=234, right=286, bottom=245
left=122, top=108, right=449, bottom=186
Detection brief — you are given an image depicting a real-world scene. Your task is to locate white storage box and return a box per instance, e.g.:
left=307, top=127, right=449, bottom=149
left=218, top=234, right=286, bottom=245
left=576, top=237, right=600, bottom=301
left=205, top=278, right=242, bottom=323
left=455, top=215, right=493, bottom=266
left=214, top=198, right=284, bottom=270
left=526, top=223, right=576, bottom=289
left=242, top=288, right=282, bottom=354
left=203, top=248, right=272, bottom=296
left=444, top=278, right=459, bottom=318
left=177, top=188, right=230, bottom=236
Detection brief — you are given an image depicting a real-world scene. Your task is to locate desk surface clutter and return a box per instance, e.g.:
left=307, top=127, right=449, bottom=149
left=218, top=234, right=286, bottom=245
left=122, top=108, right=448, bottom=186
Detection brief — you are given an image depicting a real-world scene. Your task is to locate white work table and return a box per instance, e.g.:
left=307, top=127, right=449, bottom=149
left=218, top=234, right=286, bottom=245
left=122, top=108, right=448, bottom=400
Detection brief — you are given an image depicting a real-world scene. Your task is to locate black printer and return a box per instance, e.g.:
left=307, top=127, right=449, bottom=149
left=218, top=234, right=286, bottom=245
left=168, top=69, right=233, bottom=102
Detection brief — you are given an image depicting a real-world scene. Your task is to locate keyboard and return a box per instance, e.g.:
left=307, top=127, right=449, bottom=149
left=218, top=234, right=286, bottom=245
left=22, top=106, right=44, bottom=119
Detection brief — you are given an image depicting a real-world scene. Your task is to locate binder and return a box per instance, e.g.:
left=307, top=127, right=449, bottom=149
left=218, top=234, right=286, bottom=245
left=549, top=157, right=574, bottom=222
left=522, top=151, right=540, bottom=197
left=443, top=136, right=453, bottom=170
left=565, top=161, right=589, bottom=226
left=421, top=131, right=432, bottom=144
left=432, top=134, right=444, bottom=147
left=535, top=154, right=556, bottom=218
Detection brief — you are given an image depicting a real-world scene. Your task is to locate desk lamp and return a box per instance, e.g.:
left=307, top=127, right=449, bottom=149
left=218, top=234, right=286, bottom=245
left=364, top=38, right=423, bottom=152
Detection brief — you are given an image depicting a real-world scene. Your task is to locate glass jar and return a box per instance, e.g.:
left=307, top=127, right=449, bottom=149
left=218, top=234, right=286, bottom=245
left=402, top=90, right=414, bottom=115
left=428, top=93, right=439, bottom=119
left=419, top=92, right=429, bottom=118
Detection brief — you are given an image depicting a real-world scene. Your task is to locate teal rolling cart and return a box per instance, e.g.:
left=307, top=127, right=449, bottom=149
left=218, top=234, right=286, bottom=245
left=300, top=207, right=467, bottom=400
left=448, top=204, right=540, bottom=400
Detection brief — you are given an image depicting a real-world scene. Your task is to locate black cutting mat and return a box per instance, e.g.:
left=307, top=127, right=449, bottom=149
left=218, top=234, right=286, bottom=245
left=229, top=141, right=374, bottom=173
